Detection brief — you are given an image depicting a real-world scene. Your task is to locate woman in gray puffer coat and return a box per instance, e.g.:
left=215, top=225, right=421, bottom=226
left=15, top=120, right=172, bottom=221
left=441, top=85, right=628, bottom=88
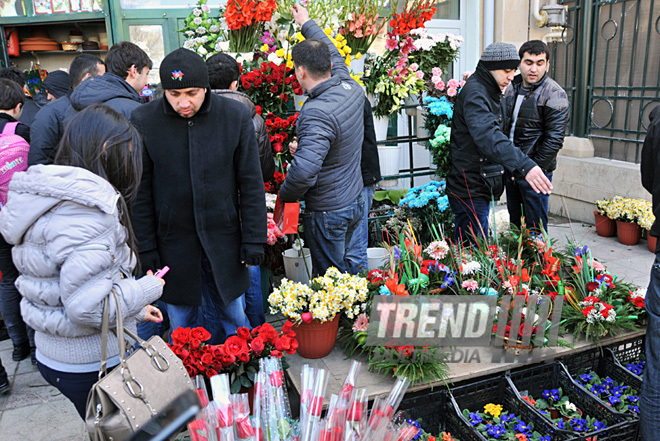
left=0, top=103, right=165, bottom=419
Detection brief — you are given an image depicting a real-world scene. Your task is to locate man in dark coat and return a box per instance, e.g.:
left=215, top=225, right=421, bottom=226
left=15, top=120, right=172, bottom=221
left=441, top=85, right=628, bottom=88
left=447, top=42, right=552, bottom=244
left=28, top=54, right=105, bottom=166
left=131, top=48, right=267, bottom=340
left=640, top=105, right=660, bottom=441
left=69, top=41, right=151, bottom=119
left=280, top=4, right=365, bottom=277
left=503, top=40, right=569, bottom=232
left=41, top=70, right=71, bottom=102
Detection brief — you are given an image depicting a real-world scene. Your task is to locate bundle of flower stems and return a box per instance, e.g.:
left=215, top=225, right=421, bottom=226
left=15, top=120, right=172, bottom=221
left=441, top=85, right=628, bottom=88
left=188, top=358, right=415, bottom=441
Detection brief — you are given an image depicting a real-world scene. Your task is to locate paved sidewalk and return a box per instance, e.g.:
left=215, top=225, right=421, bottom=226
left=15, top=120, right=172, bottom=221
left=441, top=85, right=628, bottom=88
left=0, top=216, right=653, bottom=440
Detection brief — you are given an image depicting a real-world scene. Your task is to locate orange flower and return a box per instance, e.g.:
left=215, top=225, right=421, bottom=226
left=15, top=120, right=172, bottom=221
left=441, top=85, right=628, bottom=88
left=385, top=278, right=409, bottom=296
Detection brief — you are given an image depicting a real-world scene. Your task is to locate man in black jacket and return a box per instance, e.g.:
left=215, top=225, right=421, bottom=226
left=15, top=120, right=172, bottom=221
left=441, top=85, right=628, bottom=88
left=131, top=48, right=266, bottom=342
left=640, top=105, right=660, bottom=441
left=28, top=54, right=105, bottom=166
left=447, top=42, right=552, bottom=244
left=503, top=40, right=569, bottom=232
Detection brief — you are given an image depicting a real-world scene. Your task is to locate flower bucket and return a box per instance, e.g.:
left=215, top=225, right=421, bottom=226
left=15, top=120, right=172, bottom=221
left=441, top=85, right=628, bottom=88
left=593, top=211, right=616, bottom=237
left=349, top=56, right=364, bottom=75
left=293, top=314, right=340, bottom=359
left=377, top=145, right=401, bottom=188
left=416, top=107, right=430, bottom=140
left=648, top=232, right=657, bottom=253
left=616, top=220, right=641, bottom=246
left=367, top=247, right=388, bottom=270
left=373, top=115, right=389, bottom=141
left=282, top=248, right=312, bottom=284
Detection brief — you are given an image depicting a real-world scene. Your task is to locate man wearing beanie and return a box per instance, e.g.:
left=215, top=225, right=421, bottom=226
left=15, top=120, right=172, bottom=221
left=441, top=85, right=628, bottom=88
left=42, top=70, right=71, bottom=102
left=131, top=48, right=267, bottom=342
left=447, top=41, right=553, bottom=244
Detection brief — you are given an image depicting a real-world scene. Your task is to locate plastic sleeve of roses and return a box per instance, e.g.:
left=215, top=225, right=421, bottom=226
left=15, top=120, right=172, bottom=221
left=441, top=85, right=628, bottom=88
left=300, top=365, right=316, bottom=433
left=302, top=369, right=329, bottom=441
left=253, top=371, right=265, bottom=441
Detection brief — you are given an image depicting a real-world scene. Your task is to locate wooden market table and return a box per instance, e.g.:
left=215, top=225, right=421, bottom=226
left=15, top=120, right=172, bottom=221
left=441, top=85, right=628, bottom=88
left=284, top=329, right=646, bottom=403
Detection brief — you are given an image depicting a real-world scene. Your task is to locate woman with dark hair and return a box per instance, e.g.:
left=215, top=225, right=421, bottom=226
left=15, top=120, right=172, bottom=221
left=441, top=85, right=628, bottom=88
left=0, top=103, right=165, bottom=418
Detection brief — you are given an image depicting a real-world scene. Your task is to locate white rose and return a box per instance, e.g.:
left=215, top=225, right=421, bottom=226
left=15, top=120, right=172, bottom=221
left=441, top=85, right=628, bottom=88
left=183, top=40, right=195, bottom=49
left=198, top=46, right=208, bottom=56
left=201, top=4, right=210, bottom=13
left=209, top=25, right=220, bottom=34
left=200, top=36, right=209, bottom=43
left=193, top=8, right=202, bottom=16
left=216, top=40, right=230, bottom=52
left=193, top=17, right=203, bottom=25
left=185, top=30, right=195, bottom=37
left=207, top=19, right=212, bottom=24
left=196, top=26, right=207, bottom=35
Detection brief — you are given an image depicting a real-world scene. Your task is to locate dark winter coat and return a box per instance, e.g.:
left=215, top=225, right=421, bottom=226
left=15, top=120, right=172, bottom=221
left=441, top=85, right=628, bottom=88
left=278, top=20, right=364, bottom=211
left=641, top=107, right=660, bottom=240
left=361, top=95, right=381, bottom=186
left=69, top=73, right=143, bottom=119
left=27, top=95, right=70, bottom=166
left=212, top=89, right=275, bottom=183
left=0, top=113, right=29, bottom=142
left=130, top=91, right=267, bottom=307
left=447, top=63, right=537, bottom=202
left=503, top=73, right=569, bottom=175
left=18, top=98, right=41, bottom=127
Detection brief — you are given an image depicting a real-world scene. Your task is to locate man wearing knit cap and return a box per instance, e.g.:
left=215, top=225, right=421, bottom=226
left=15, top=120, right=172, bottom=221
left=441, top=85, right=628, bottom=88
left=447, top=42, right=553, bottom=244
left=42, top=70, right=71, bottom=102
left=131, top=48, right=267, bottom=342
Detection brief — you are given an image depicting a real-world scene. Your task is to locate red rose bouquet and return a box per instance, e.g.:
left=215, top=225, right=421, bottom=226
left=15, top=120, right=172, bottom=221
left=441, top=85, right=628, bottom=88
left=169, top=321, right=298, bottom=393
left=240, top=60, right=301, bottom=116
left=265, top=111, right=298, bottom=171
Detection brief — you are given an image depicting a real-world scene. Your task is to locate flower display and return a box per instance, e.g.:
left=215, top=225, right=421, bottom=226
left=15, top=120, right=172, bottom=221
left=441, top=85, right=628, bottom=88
left=388, top=0, right=437, bottom=36
left=225, top=0, right=278, bottom=52
left=574, top=371, right=640, bottom=415
left=240, top=60, right=300, bottom=115
left=266, top=212, right=285, bottom=245
left=169, top=323, right=296, bottom=392
left=529, top=389, right=609, bottom=433
left=180, top=0, right=227, bottom=59
left=336, top=0, right=387, bottom=55
left=427, top=124, right=451, bottom=177
left=268, top=267, right=368, bottom=323
left=626, top=355, right=646, bottom=376
left=462, top=404, right=552, bottom=441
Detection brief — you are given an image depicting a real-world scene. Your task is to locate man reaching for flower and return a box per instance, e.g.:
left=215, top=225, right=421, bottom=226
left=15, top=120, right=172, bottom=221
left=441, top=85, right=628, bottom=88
left=279, top=4, right=365, bottom=277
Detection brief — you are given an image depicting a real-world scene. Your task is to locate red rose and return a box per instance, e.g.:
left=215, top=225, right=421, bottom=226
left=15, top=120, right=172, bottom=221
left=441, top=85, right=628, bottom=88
left=171, top=327, right=192, bottom=345
left=251, top=336, right=265, bottom=355
left=270, top=370, right=284, bottom=387
left=185, top=364, right=198, bottom=377
left=190, top=338, right=202, bottom=349
left=237, top=352, right=250, bottom=363
left=224, top=336, right=249, bottom=356
left=285, top=338, right=298, bottom=355
left=518, top=323, right=534, bottom=337
left=273, top=142, right=283, bottom=153
left=191, top=327, right=212, bottom=342
left=201, top=353, right=213, bottom=365
left=270, top=85, right=279, bottom=93
left=255, top=105, right=262, bottom=115
left=206, top=368, right=219, bottom=378
left=279, top=93, right=289, bottom=102
left=242, top=79, right=251, bottom=89
left=211, top=345, right=225, bottom=358
left=282, top=321, right=293, bottom=334
left=259, top=323, right=278, bottom=343
left=236, top=327, right=251, bottom=339
left=586, top=281, right=600, bottom=292
left=221, top=354, right=237, bottom=366
left=271, top=350, right=283, bottom=358
left=251, top=326, right=261, bottom=337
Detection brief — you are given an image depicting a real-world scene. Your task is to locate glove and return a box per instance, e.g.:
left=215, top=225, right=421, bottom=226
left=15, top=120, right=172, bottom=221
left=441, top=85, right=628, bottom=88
left=139, top=249, right=162, bottom=275
left=240, top=243, right=265, bottom=267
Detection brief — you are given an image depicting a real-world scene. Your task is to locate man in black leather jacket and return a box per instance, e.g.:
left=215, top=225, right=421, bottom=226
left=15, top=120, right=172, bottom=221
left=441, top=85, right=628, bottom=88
left=447, top=42, right=552, bottom=244
left=503, top=40, right=569, bottom=232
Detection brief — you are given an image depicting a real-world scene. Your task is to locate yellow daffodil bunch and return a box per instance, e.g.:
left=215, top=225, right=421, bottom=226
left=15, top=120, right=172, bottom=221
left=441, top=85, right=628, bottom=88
left=268, top=267, right=368, bottom=323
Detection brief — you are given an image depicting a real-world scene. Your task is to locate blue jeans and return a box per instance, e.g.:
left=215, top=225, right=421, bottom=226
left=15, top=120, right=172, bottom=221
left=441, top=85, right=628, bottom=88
left=506, top=172, right=552, bottom=232
left=199, top=254, right=250, bottom=345
left=37, top=362, right=98, bottom=419
left=345, top=185, right=376, bottom=275
left=448, top=196, right=491, bottom=245
left=303, top=193, right=365, bottom=277
left=0, top=236, right=34, bottom=348
left=641, top=252, right=660, bottom=440
left=244, top=265, right=266, bottom=328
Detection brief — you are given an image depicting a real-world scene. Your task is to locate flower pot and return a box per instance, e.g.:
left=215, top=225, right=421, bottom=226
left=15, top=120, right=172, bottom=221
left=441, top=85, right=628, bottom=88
left=373, top=115, right=390, bottom=141
left=648, top=232, right=657, bottom=253
left=616, top=220, right=642, bottom=246
left=548, top=407, right=582, bottom=422
left=293, top=314, right=341, bottom=359
left=593, top=211, right=616, bottom=237
left=282, top=248, right=312, bottom=284
left=377, top=145, right=401, bottom=188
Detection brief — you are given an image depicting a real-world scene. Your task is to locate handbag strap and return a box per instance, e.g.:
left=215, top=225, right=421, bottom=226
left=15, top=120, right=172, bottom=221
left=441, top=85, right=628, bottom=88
left=99, top=296, right=111, bottom=379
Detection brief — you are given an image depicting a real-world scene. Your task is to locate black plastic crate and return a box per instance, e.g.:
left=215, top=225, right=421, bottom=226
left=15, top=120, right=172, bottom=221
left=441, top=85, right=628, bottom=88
left=398, top=387, right=447, bottom=435
left=447, top=375, right=570, bottom=441
left=561, top=349, right=641, bottom=419
left=605, top=335, right=645, bottom=382
left=507, top=362, right=639, bottom=441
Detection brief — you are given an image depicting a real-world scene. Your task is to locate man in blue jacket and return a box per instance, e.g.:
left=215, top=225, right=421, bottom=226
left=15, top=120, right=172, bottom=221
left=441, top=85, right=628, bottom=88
left=279, top=4, right=365, bottom=277
left=447, top=42, right=553, bottom=244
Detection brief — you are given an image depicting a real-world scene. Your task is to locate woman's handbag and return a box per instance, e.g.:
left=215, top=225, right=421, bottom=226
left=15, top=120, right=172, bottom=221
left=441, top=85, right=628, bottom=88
left=85, top=290, right=194, bottom=441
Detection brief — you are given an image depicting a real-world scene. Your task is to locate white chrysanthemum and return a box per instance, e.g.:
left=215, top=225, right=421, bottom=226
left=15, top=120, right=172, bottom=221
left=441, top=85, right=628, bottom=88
left=461, top=261, right=481, bottom=275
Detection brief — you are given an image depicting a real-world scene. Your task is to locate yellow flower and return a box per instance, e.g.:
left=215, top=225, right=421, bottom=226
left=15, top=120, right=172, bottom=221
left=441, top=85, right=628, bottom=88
left=335, top=34, right=344, bottom=42
left=484, top=403, right=503, bottom=418
left=260, top=43, right=270, bottom=52
left=324, top=28, right=332, bottom=35
left=345, top=54, right=352, bottom=65
left=286, top=60, right=294, bottom=69
left=275, top=48, right=285, bottom=57
left=295, top=32, right=305, bottom=42
left=355, top=52, right=362, bottom=60
left=343, top=45, right=352, bottom=54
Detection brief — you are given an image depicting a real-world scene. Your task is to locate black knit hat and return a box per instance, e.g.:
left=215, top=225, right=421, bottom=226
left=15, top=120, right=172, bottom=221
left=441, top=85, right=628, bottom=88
left=480, top=42, right=520, bottom=70
left=42, top=70, right=72, bottom=98
left=159, top=48, right=209, bottom=90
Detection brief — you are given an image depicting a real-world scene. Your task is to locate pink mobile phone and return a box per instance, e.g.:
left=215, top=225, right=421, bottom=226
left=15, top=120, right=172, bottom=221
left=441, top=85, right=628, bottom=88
left=154, top=266, right=170, bottom=278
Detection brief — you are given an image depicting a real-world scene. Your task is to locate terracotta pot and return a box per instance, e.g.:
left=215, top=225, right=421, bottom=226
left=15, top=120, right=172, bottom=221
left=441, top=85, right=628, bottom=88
left=293, top=314, right=341, bottom=359
left=648, top=232, right=657, bottom=253
left=594, top=211, right=616, bottom=237
left=616, top=220, right=642, bottom=246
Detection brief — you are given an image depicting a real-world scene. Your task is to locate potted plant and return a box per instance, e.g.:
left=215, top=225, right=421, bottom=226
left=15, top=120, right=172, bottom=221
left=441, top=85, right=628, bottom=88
left=593, top=198, right=616, bottom=237
left=604, top=196, right=642, bottom=245
left=533, top=388, right=583, bottom=422
left=637, top=199, right=656, bottom=252
left=268, top=267, right=368, bottom=358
